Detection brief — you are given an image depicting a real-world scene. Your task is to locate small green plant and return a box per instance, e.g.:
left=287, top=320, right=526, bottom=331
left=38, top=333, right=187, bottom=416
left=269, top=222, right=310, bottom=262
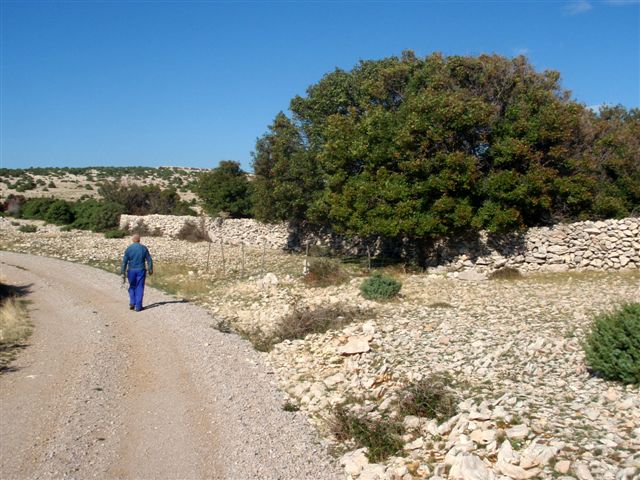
left=283, top=400, right=300, bottom=412
left=18, top=224, right=37, bottom=233
left=584, top=303, right=640, bottom=384
left=397, top=373, right=459, bottom=422
left=489, top=267, right=523, bottom=280
left=360, top=272, right=402, bottom=301
left=104, top=229, right=128, bottom=239
left=330, top=406, right=405, bottom=462
left=303, top=257, right=348, bottom=287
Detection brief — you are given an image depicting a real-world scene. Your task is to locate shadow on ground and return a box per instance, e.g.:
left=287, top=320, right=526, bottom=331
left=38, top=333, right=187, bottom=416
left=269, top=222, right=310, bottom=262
left=143, top=299, right=190, bottom=311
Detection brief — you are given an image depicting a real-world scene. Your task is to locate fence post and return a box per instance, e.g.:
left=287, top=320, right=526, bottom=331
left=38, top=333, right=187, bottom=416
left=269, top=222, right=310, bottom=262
left=220, top=238, right=226, bottom=276
left=241, top=242, right=245, bottom=277
left=367, top=245, right=372, bottom=272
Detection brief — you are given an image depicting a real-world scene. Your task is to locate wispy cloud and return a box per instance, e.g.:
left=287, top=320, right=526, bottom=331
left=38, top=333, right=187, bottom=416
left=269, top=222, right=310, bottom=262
left=565, top=0, right=593, bottom=15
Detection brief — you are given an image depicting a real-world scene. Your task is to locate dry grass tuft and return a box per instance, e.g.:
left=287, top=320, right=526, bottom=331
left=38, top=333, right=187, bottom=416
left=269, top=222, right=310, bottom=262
left=489, top=267, right=523, bottom=280
left=397, top=373, right=459, bottom=422
left=330, top=405, right=405, bottom=462
left=303, top=258, right=349, bottom=287
left=0, top=281, right=32, bottom=370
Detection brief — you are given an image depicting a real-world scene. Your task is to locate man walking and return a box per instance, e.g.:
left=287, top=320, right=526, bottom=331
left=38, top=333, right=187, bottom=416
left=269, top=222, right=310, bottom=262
left=121, top=233, right=153, bottom=312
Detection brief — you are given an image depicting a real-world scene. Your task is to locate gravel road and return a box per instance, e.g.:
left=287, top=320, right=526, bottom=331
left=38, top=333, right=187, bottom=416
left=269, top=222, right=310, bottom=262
left=0, top=252, right=340, bottom=480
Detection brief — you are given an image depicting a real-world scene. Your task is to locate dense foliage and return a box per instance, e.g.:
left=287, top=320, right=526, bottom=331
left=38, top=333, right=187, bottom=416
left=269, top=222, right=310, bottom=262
left=195, top=161, right=252, bottom=218
left=584, top=303, right=640, bottom=385
left=360, top=272, right=402, bottom=300
left=98, top=182, right=196, bottom=216
left=2, top=180, right=195, bottom=232
left=252, top=52, right=639, bottom=246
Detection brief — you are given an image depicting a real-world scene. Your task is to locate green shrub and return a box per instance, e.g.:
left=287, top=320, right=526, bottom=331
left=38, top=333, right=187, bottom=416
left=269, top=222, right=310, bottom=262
left=21, top=198, right=56, bottom=220
left=104, top=229, right=128, bottom=239
left=303, top=258, right=348, bottom=287
left=584, top=303, right=640, bottom=384
left=44, top=200, right=75, bottom=225
left=72, top=199, right=124, bottom=232
left=331, top=406, right=405, bottom=462
left=47, top=181, right=56, bottom=188
left=397, top=373, right=459, bottom=421
left=360, top=272, right=402, bottom=300
left=18, top=224, right=37, bottom=233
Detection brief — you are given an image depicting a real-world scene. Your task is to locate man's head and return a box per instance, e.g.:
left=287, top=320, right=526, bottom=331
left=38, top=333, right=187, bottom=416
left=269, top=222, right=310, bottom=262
left=132, top=233, right=141, bottom=243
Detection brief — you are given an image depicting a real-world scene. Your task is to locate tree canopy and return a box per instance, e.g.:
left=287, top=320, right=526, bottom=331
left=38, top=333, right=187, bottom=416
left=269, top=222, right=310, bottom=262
left=196, top=160, right=252, bottom=218
left=251, top=51, right=639, bottom=243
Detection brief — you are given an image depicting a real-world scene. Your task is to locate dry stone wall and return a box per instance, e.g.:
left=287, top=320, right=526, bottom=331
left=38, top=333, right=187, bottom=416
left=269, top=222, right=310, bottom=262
left=119, top=214, right=639, bottom=273
left=119, top=214, right=289, bottom=250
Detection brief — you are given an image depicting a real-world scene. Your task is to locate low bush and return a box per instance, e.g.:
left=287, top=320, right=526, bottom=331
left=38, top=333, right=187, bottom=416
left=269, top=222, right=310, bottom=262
left=397, top=373, right=459, bottom=422
left=104, top=229, right=128, bottom=239
left=18, top=224, right=37, bottom=233
left=331, top=406, right=405, bottom=462
left=489, top=267, right=523, bottom=280
left=176, top=219, right=210, bottom=242
left=21, top=197, right=56, bottom=220
left=360, top=272, right=402, bottom=301
left=44, top=200, right=75, bottom=225
left=275, top=304, right=361, bottom=343
left=303, top=258, right=348, bottom=287
left=72, top=200, right=124, bottom=232
left=584, top=303, right=640, bottom=384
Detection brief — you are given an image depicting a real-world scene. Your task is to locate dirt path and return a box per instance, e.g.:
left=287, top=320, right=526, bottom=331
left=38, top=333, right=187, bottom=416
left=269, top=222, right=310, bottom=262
left=0, top=252, right=340, bottom=480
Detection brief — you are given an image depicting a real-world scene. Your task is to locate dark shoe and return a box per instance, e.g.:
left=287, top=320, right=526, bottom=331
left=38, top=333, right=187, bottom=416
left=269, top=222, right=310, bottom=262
left=129, top=304, right=134, bottom=310
left=135, top=307, right=144, bottom=312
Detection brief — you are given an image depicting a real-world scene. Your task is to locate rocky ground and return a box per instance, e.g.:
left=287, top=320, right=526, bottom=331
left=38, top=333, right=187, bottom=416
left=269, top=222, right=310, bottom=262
left=1, top=218, right=638, bottom=480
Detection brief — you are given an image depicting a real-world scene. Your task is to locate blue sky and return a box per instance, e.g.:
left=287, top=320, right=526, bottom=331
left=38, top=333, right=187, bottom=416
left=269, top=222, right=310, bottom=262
left=1, top=1, right=639, bottom=171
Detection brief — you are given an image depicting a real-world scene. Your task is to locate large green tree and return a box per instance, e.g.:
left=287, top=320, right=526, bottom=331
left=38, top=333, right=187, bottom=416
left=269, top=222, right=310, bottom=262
left=196, top=160, right=252, bottom=218
left=251, top=51, right=640, bottom=245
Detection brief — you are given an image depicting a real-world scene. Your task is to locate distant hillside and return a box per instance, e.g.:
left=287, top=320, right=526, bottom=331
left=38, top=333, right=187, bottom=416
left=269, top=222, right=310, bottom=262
left=0, top=166, right=207, bottom=203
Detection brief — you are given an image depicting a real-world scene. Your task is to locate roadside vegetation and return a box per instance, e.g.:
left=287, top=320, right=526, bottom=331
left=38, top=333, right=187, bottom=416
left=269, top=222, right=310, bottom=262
left=1, top=182, right=196, bottom=234
left=0, top=280, right=31, bottom=371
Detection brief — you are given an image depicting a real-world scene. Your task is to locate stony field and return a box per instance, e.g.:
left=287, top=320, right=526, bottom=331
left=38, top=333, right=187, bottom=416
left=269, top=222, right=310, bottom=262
left=1, top=218, right=638, bottom=480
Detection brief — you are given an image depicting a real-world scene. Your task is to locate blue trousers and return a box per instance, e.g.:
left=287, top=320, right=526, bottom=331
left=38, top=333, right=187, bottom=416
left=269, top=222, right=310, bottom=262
left=127, top=269, right=146, bottom=311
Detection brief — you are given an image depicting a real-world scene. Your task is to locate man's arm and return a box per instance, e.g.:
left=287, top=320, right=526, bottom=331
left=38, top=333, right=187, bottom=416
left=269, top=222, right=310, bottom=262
left=121, top=249, right=129, bottom=275
left=146, top=248, right=153, bottom=274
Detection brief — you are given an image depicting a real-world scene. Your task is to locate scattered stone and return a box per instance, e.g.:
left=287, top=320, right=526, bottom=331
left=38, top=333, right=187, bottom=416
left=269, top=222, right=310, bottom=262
left=555, top=460, right=571, bottom=474
left=339, top=448, right=369, bottom=476
left=338, top=336, right=371, bottom=355
left=506, top=424, right=529, bottom=440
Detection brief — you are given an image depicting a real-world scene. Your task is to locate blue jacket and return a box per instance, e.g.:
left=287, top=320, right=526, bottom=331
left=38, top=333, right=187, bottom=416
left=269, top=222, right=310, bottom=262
left=121, top=243, right=153, bottom=274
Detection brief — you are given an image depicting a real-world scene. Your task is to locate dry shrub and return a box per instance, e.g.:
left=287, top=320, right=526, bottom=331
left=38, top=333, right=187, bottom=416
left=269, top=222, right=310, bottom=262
left=330, top=405, right=405, bottom=462
left=0, top=297, right=30, bottom=347
left=489, top=267, right=523, bottom=280
left=176, top=219, right=210, bottom=242
left=303, top=258, right=349, bottom=287
left=397, top=373, right=459, bottom=422
left=275, top=304, right=361, bottom=342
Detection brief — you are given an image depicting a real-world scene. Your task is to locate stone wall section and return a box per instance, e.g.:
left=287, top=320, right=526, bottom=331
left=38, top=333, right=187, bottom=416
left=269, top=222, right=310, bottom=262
left=120, top=214, right=639, bottom=272
left=119, top=214, right=289, bottom=250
